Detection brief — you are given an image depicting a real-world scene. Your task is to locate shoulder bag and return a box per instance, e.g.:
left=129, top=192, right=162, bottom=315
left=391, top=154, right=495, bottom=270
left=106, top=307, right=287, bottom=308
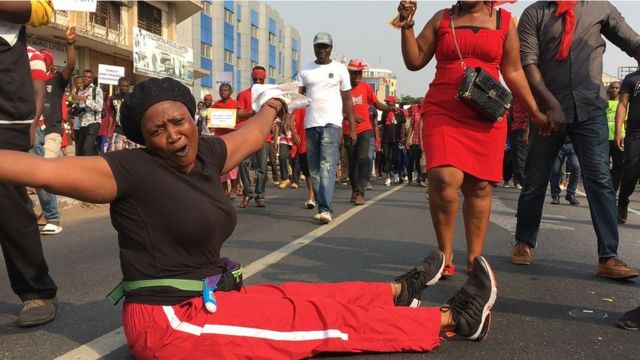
left=450, top=9, right=512, bottom=123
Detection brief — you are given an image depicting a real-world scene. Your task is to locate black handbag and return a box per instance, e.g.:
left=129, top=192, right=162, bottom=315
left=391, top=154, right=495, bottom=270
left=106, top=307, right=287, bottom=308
left=450, top=10, right=512, bottom=122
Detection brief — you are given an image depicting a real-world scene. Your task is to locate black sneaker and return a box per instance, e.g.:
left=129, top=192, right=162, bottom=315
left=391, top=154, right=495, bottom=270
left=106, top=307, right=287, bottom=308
left=617, top=306, right=640, bottom=331
left=565, top=193, right=580, bottom=205
left=551, top=195, right=560, bottom=204
left=394, top=250, right=445, bottom=307
left=447, top=256, right=497, bottom=341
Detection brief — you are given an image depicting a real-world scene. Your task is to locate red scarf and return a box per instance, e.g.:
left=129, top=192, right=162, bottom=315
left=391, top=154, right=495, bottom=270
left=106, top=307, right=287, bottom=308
left=385, top=112, right=395, bottom=126
left=555, top=1, right=578, bottom=61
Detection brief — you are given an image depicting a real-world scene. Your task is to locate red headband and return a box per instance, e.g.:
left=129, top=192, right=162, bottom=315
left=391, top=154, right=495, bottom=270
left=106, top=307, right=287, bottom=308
left=252, top=69, right=266, bottom=78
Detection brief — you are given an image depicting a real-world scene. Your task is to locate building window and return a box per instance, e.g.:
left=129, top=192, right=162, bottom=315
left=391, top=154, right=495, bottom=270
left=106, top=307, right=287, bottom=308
left=202, top=1, right=212, bottom=16
left=251, top=9, right=259, bottom=27
left=224, top=50, right=234, bottom=64
left=224, top=0, right=234, bottom=12
left=201, top=43, right=212, bottom=58
left=201, top=57, right=212, bottom=88
left=224, top=22, right=234, bottom=52
left=251, top=37, right=259, bottom=63
left=91, top=1, right=121, bottom=31
left=268, top=18, right=276, bottom=35
left=268, top=66, right=276, bottom=78
left=138, top=1, right=162, bottom=36
left=224, top=9, right=234, bottom=23
left=268, top=44, right=276, bottom=68
left=292, top=38, right=298, bottom=52
left=251, top=25, right=258, bottom=38
left=236, top=4, right=241, bottom=22
left=236, top=32, right=241, bottom=58
left=269, top=33, right=276, bottom=44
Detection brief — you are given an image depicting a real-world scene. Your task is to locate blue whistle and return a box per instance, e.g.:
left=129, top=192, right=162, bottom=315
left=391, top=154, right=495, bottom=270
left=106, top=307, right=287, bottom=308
left=203, top=276, right=218, bottom=313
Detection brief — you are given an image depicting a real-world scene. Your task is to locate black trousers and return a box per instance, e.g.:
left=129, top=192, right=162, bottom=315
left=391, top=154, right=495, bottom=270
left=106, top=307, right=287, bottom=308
left=618, top=131, right=640, bottom=204
left=346, top=130, right=372, bottom=195
left=406, top=144, right=423, bottom=183
left=76, top=122, right=100, bottom=156
left=278, top=144, right=292, bottom=181
left=609, top=140, right=624, bottom=192
left=383, top=142, right=400, bottom=176
left=0, top=177, right=57, bottom=301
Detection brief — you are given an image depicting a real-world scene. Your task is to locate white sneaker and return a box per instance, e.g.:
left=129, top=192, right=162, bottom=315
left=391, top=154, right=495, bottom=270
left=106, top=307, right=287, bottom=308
left=41, top=223, right=62, bottom=235
left=313, top=213, right=321, bottom=220
left=393, top=174, right=400, bottom=184
left=318, top=212, right=332, bottom=224
left=385, top=178, right=391, bottom=187
left=304, top=200, right=316, bottom=209
left=365, top=183, right=373, bottom=190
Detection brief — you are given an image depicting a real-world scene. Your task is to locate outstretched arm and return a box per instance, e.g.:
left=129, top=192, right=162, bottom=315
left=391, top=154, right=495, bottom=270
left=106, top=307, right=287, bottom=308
left=0, top=151, right=117, bottom=203
left=221, top=99, right=284, bottom=174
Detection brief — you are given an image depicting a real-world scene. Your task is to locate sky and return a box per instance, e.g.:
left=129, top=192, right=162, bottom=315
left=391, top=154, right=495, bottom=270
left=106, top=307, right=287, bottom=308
left=268, top=1, right=640, bottom=97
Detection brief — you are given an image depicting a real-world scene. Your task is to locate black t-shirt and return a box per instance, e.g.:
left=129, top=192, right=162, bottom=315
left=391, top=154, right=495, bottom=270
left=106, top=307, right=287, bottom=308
left=621, top=70, right=640, bottom=133
left=380, top=110, right=406, bottom=144
left=102, top=136, right=236, bottom=305
left=42, top=72, right=69, bottom=136
left=0, top=26, right=34, bottom=151
left=109, top=93, right=125, bottom=134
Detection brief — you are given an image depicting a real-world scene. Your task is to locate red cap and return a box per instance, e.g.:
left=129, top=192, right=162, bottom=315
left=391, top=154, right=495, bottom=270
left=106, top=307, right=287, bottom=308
left=385, top=96, right=397, bottom=103
left=347, top=58, right=368, bottom=71
left=204, top=94, right=212, bottom=100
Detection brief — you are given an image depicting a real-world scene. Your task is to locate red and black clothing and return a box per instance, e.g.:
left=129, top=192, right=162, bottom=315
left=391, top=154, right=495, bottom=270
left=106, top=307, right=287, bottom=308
left=0, top=25, right=57, bottom=302
left=105, top=137, right=442, bottom=358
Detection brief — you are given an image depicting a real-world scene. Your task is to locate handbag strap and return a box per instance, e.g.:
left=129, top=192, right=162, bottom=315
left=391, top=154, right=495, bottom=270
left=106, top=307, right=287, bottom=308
left=449, top=7, right=466, bottom=70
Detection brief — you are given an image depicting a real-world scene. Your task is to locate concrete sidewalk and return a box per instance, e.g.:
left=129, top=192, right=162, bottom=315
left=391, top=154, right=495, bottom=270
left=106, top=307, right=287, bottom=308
left=29, top=193, right=84, bottom=212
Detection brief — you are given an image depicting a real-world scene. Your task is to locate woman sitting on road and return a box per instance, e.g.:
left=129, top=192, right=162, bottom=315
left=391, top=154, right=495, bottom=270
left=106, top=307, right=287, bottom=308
left=0, top=77, right=497, bottom=359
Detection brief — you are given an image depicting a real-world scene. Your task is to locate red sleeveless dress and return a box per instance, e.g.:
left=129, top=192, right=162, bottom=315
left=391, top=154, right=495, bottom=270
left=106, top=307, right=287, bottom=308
left=421, top=8, right=511, bottom=182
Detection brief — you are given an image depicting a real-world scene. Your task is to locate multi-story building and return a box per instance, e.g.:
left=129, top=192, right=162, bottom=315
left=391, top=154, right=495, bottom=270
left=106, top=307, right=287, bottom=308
left=179, top=0, right=301, bottom=99
left=363, top=68, right=397, bottom=101
left=27, top=1, right=203, bottom=93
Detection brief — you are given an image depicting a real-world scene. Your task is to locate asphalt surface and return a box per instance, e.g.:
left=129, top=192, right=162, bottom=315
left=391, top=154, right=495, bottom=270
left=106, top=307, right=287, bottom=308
left=1, top=180, right=639, bottom=360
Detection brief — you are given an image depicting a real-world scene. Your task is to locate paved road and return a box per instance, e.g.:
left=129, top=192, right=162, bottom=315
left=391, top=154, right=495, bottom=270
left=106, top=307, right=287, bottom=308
left=1, top=181, right=639, bottom=359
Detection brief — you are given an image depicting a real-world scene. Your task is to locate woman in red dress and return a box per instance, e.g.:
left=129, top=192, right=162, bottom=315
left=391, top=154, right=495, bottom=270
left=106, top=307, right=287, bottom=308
left=397, top=0, right=547, bottom=275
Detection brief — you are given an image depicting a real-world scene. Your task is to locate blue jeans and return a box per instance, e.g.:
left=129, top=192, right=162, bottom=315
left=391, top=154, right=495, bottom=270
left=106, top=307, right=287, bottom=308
left=515, top=114, right=618, bottom=259
left=306, top=125, right=340, bottom=214
left=367, top=136, right=375, bottom=182
left=30, top=127, right=60, bottom=222
left=550, top=142, right=581, bottom=196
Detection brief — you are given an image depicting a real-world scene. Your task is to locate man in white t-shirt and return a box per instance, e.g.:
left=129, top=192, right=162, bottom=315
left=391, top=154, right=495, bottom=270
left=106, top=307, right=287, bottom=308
left=296, top=32, right=356, bottom=224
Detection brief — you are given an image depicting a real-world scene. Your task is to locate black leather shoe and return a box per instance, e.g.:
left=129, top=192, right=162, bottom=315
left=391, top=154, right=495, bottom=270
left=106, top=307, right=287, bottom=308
left=551, top=195, right=560, bottom=204
left=565, top=193, right=580, bottom=205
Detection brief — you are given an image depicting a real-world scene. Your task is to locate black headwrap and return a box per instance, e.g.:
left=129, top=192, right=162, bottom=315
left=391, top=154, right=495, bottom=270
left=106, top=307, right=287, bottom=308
left=120, top=77, right=196, bottom=145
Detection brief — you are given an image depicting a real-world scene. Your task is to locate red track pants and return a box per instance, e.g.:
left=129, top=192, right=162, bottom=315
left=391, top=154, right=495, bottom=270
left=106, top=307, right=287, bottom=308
left=123, top=281, right=442, bottom=359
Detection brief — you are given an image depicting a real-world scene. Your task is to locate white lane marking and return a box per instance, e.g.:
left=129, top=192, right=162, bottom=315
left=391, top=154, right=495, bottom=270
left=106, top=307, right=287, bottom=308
left=575, top=189, right=640, bottom=216
left=55, top=185, right=405, bottom=360
left=490, top=197, right=573, bottom=233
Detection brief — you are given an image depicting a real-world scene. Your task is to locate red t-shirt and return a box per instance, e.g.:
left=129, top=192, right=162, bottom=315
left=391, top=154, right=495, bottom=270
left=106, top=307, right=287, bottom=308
left=294, top=108, right=307, bottom=154
left=343, top=82, right=376, bottom=135
left=212, top=98, right=239, bottom=136
left=235, top=88, right=252, bottom=128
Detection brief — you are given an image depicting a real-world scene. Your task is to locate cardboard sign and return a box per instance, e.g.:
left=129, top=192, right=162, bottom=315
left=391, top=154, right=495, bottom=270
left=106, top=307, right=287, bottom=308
left=98, top=64, right=125, bottom=85
left=207, top=108, right=237, bottom=129
left=52, top=0, right=97, bottom=12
